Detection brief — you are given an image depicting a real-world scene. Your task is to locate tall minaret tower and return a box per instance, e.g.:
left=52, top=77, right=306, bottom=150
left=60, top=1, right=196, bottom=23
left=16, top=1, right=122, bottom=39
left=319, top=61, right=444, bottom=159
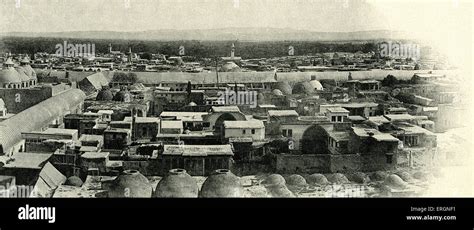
left=230, top=43, right=235, bottom=59
left=109, top=44, right=112, bottom=53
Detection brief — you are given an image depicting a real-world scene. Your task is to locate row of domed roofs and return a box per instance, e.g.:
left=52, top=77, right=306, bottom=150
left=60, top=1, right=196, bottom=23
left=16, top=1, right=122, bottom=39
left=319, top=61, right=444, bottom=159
left=272, top=80, right=323, bottom=95
left=0, top=57, right=37, bottom=88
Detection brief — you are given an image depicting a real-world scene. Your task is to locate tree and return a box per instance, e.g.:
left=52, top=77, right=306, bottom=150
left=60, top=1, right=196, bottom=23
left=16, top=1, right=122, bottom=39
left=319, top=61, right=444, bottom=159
left=381, top=74, right=399, bottom=87
left=141, top=52, right=152, bottom=60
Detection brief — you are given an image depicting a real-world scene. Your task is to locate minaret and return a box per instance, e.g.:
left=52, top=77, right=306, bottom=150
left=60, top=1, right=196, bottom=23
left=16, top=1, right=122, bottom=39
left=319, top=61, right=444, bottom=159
left=109, top=44, right=112, bottom=53
left=230, top=43, right=235, bottom=59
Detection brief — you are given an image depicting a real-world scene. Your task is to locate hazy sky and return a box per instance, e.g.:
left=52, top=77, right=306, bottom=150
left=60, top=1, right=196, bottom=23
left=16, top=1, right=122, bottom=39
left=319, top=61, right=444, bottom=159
left=0, top=0, right=470, bottom=33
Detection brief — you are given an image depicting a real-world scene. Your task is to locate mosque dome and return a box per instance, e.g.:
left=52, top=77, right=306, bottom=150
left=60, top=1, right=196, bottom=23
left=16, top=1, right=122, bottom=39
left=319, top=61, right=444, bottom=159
left=272, top=82, right=292, bottom=95
left=292, top=81, right=315, bottom=95
left=96, top=87, right=114, bottom=101
left=0, top=68, right=22, bottom=85
left=107, top=170, right=153, bottom=198
left=220, top=62, right=241, bottom=72
left=309, top=80, right=324, bottom=91
left=188, top=101, right=197, bottom=106
left=23, top=65, right=37, bottom=80
left=19, top=57, right=36, bottom=80
left=15, top=67, right=30, bottom=82
left=199, top=169, right=243, bottom=198
left=154, top=169, right=199, bottom=198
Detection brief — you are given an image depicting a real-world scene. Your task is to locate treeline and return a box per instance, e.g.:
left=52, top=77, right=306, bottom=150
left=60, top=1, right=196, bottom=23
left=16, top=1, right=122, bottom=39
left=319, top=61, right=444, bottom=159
left=0, top=36, right=378, bottom=59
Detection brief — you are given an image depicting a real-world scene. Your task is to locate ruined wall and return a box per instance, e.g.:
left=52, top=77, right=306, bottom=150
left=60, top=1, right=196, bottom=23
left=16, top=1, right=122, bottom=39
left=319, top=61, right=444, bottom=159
left=329, top=154, right=361, bottom=173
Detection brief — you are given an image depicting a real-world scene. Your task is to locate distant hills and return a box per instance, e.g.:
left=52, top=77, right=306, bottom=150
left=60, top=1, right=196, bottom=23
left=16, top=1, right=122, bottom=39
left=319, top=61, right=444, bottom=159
left=1, top=28, right=411, bottom=41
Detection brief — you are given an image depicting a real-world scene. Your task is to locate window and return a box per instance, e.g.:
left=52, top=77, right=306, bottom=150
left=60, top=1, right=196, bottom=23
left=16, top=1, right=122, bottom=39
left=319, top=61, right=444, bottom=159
left=242, top=130, right=246, bottom=134
left=331, top=116, right=337, bottom=122
left=251, top=129, right=255, bottom=134
left=337, top=116, right=342, bottom=122
left=287, top=129, right=292, bottom=137
left=386, top=155, right=393, bottom=164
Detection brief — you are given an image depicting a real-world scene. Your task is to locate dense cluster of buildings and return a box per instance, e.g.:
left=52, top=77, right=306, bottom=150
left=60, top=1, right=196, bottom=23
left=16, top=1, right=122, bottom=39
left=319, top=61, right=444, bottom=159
left=1, top=41, right=452, bottom=75
left=0, top=48, right=464, bottom=197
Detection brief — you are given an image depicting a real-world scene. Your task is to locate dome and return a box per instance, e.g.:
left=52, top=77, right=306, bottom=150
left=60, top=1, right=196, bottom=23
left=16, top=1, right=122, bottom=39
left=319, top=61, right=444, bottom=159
left=272, top=82, right=292, bottom=95
left=266, top=184, right=295, bottom=197
left=384, top=174, right=407, bottom=189
left=18, top=57, right=36, bottom=80
left=199, top=169, right=243, bottom=198
left=0, top=68, right=22, bottom=85
left=306, top=173, right=329, bottom=185
left=272, top=89, right=283, bottom=96
left=292, top=81, right=315, bottom=95
left=113, top=88, right=132, bottom=102
left=107, top=170, right=153, bottom=198
left=325, top=173, right=349, bottom=184
left=286, top=174, right=307, bottom=187
left=20, top=56, right=30, bottom=64
left=394, top=171, right=412, bottom=182
left=261, top=174, right=286, bottom=187
left=15, top=67, right=30, bottom=82
left=309, top=80, right=324, bottom=91
left=65, top=176, right=83, bottom=187
left=154, top=169, right=199, bottom=198
left=22, top=65, right=37, bottom=80
left=347, top=172, right=370, bottom=184
left=96, top=87, right=114, bottom=101
left=369, top=171, right=388, bottom=181
left=220, top=62, right=241, bottom=72
left=188, top=101, right=197, bottom=106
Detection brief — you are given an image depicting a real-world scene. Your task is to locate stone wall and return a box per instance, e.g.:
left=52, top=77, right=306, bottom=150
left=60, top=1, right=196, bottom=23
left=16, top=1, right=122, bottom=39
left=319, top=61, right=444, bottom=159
left=275, top=154, right=330, bottom=173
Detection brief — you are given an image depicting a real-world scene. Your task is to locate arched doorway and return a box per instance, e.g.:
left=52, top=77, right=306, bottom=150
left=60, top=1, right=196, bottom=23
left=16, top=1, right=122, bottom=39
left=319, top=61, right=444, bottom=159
left=301, top=125, right=329, bottom=154
left=214, top=113, right=237, bottom=133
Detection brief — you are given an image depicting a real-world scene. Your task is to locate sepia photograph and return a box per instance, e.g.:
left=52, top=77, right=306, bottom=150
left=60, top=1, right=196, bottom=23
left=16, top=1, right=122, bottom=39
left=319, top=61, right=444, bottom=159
left=0, top=0, right=472, bottom=227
